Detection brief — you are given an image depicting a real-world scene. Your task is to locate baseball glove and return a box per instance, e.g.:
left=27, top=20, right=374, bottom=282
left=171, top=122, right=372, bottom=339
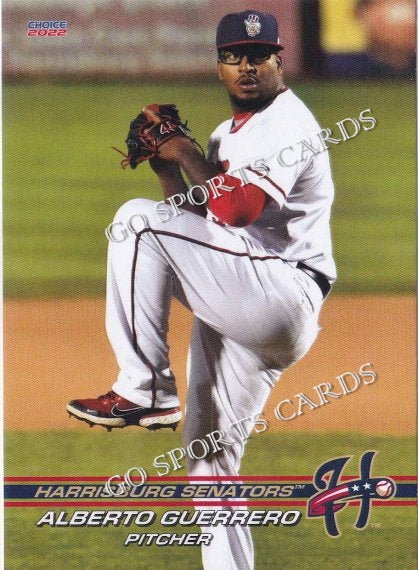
left=113, top=104, right=202, bottom=169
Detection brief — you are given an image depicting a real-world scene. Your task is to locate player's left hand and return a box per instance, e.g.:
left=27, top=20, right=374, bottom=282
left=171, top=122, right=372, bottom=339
left=115, top=104, right=203, bottom=169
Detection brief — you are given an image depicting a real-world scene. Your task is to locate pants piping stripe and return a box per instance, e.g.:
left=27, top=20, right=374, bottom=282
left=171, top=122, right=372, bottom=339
left=131, top=233, right=157, bottom=408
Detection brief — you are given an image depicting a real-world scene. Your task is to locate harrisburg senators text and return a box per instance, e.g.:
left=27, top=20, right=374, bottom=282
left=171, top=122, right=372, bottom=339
left=33, top=483, right=295, bottom=499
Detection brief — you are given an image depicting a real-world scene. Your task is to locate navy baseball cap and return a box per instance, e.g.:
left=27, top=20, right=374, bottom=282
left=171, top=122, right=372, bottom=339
left=216, top=10, right=283, bottom=50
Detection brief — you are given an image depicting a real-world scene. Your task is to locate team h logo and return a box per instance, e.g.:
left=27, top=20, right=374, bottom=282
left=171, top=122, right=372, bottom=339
left=308, top=451, right=395, bottom=537
left=244, top=14, right=261, bottom=37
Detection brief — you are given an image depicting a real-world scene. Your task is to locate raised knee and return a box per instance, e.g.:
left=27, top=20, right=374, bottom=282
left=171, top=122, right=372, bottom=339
left=113, top=198, right=153, bottom=224
left=104, top=199, right=153, bottom=243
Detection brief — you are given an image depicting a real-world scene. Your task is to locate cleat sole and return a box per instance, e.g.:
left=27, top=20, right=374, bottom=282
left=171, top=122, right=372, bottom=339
left=139, top=410, right=182, bottom=429
left=146, top=420, right=180, bottom=432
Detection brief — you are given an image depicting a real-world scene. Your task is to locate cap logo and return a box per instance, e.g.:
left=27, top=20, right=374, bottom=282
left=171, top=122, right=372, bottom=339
left=244, top=13, right=261, bottom=37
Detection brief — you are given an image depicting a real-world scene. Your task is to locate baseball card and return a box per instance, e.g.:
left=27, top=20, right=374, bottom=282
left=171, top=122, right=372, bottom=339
left=3, top=0, right=416, bottom=568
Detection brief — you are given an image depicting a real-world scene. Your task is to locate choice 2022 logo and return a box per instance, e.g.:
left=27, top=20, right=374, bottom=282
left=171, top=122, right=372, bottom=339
left=27, top=21, right=67, bottom=37
left=308, top=451, right=395, bottom=537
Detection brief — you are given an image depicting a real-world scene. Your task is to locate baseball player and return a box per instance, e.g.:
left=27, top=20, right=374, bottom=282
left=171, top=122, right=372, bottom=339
left=67, top=10, right=336, bottom=569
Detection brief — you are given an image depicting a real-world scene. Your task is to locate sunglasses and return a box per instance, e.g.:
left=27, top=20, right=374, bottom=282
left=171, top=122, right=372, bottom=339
left=218, top=45, right=278, bottom=65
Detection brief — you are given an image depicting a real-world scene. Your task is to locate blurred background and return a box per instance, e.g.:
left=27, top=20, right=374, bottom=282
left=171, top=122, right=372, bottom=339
left=3, top=0, right=416, bottom=80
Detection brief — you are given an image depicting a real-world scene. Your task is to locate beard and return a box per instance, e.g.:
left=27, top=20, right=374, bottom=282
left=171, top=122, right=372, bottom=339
left=229, top=89, right=279, bottom=112
left=229, top=93, right=266, bottom=111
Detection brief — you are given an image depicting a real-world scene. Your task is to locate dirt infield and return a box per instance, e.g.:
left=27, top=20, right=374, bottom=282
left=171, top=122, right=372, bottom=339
left=4, top=295, right=415, bottom=435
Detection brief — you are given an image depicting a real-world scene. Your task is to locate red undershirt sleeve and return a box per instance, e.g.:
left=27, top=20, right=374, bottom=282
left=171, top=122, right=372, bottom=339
left=207, top=173, right=268, bottom=227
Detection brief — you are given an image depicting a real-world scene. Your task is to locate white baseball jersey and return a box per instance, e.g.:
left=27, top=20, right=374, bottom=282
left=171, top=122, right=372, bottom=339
left=207, top=88, right=336, bottom=282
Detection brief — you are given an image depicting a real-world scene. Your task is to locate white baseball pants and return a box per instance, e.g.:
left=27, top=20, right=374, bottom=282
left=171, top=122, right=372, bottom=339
left=106, top=198, right=324, bottom=570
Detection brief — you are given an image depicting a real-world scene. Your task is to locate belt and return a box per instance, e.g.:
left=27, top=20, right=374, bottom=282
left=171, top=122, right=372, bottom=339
left=296, top=261, right=331, bottom=299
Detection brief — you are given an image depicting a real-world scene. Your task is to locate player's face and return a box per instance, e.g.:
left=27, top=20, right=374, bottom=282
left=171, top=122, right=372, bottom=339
left=217, top=44, right=284, bottom=112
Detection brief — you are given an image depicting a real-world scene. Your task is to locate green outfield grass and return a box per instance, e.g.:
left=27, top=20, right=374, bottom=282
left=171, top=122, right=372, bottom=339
left=5, top=429, right=415, bottom=476
left=3, top=80, right=415, bottom=297
left=4, top=430, right=416, bottom=569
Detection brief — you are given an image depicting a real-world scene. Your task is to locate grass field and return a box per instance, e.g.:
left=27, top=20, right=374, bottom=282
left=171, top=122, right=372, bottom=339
left=3, top=80, right=415, bottom=297
left=4, top=431, right=416, bottom=569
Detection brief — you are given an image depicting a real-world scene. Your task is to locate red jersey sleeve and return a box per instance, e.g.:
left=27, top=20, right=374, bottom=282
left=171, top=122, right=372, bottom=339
left=207, top=173, right=267, bottom=227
